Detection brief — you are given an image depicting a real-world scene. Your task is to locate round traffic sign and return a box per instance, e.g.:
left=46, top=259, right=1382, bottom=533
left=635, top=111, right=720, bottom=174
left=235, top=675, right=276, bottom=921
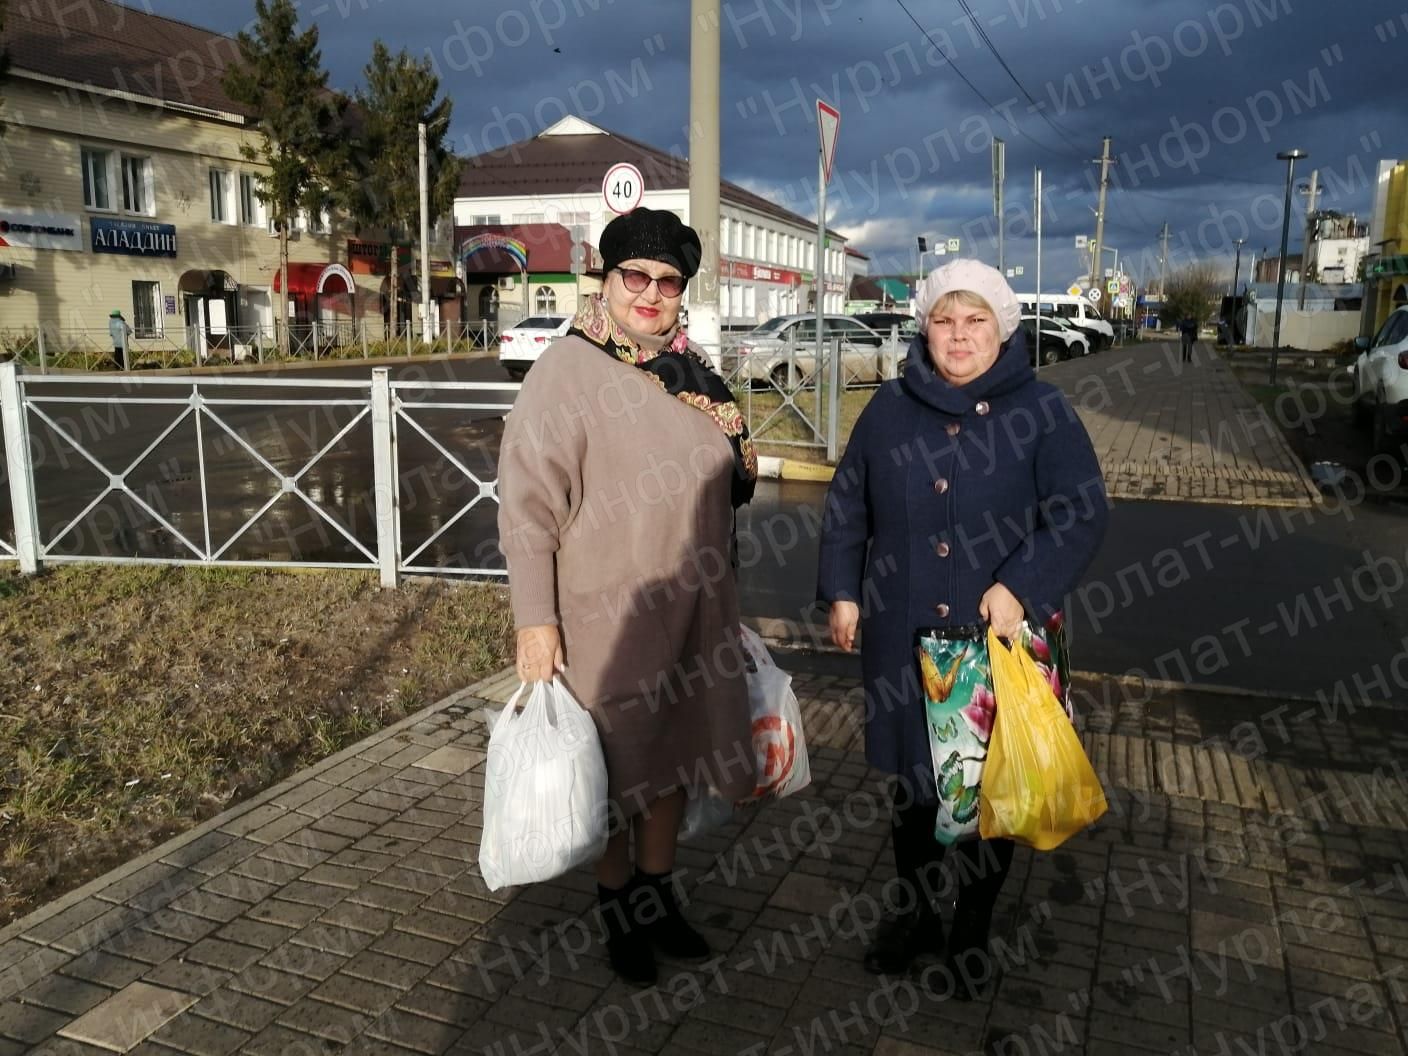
left=1087, top=287, right=1102, bottom=303
left=602, top=163, right=644, bottom=214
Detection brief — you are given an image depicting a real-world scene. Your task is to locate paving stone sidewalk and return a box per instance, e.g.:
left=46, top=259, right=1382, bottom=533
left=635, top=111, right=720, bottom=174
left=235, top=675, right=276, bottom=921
left=4, top=661, right=1408, bottom=1056
left=1048, top=343, right=1319, bottom=508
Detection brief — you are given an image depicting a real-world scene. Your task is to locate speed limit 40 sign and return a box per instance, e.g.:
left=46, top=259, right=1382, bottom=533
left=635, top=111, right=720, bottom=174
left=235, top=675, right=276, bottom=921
left=603, top=163, right=644, bottom=214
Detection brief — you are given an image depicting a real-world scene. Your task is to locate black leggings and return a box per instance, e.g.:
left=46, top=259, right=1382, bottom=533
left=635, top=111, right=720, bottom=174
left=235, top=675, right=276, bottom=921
left=889, top=781, right=1015, bottom=925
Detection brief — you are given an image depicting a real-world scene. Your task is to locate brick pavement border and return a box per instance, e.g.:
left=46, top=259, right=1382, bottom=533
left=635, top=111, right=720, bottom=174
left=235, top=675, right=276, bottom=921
left=0, top=667, right=516, bottom=948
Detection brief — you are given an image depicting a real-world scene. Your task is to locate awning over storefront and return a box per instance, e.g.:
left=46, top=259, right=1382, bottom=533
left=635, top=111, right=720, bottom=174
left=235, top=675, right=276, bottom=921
left=273, top=262, right=354, bottom=296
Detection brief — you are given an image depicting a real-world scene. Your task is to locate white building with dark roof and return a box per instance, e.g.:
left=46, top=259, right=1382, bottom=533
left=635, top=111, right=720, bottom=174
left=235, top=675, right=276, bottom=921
left=453, top=116, right=849, bottom=329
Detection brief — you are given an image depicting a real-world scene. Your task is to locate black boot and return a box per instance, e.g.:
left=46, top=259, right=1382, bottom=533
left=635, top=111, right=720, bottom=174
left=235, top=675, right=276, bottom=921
left=598, top=882, right=656, bottom=986
left=943, top=839, right=1015, bottom=1001
left=864, top=791, right=948, bottom=976
left=633, top=870, right=710, bottom=961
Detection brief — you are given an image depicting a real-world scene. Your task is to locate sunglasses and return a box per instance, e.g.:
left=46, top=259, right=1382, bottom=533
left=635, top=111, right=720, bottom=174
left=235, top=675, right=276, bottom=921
left=614, top=267, right=686, bottom=298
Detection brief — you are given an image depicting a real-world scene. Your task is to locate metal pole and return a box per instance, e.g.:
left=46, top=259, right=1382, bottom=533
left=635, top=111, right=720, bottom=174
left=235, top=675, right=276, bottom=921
left=1230, top=238, right=1245, bottom=346
left=816, top=143, right=827, bottom=448
left=418, top=121, right=432, bottom=346
left=0, top=362, right=42, bottom=574
left=993, top=138, right=1005, bottom=275
left=689, top=0, right=722, bottom=364
left=826, top=336, right=840, bottom=462
left=1272, top=149, right=1306, bottom=385
left=370, top=367, right=399, bottom=588
left=1034, top=166, right=1043, bottom=376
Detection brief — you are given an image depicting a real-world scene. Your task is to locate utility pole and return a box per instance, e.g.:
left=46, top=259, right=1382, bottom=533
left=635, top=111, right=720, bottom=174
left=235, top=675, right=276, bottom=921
left=1297, top=168, right=1319, bottom=309
left=689, top=0, right=722, bottom=362
left=1091, top=136, right=1113, bottom=287
left=992, top=138, right=1005, bottom=276
left=1158, top=221, right=1171, bottom=299
left=418, top=121, right=432, bottom=344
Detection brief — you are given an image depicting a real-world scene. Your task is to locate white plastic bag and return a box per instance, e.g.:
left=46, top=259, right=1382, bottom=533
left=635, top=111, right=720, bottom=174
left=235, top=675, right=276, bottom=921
left=737, top=626, right=812, bottom=802
left=479, top=678, right=608, bottom=891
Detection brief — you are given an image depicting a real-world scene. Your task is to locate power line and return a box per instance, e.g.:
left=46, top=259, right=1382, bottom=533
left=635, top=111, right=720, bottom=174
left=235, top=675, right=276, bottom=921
left=890, top=0, right=1082, bottom=163
left=950, top=0, right=1084, bottom=153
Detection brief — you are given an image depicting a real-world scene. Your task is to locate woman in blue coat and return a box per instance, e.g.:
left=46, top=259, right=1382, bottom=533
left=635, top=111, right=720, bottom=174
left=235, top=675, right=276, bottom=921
left=818, top=260, right=1108, bottom=994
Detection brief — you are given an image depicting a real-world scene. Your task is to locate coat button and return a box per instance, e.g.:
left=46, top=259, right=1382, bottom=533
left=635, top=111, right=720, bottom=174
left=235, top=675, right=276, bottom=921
left=936, top=541, right=951, bottom=558
left=946, top=423, right=960, bottom=437
left=933, top=478, right=949, bottom=494
left=975, top=401, right=990, bottom=415
left=935, top=603, right=950, bottom=618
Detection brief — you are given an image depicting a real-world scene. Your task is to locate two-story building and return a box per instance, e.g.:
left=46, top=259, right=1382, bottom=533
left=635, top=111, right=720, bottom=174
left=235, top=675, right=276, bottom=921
left=1364, top=159, right=1408, bottom=335
left=0, top=1, right=388, bottom=358
left=452, top=116, right=849, bottom=331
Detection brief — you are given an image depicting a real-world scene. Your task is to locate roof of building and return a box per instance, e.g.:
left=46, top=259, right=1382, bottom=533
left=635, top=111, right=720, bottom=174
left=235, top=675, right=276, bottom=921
left=2, top=0, right=251, bottom=118
left=458, top=117, right=846, bottom=242
left=845, top=246, right=870, bottom=259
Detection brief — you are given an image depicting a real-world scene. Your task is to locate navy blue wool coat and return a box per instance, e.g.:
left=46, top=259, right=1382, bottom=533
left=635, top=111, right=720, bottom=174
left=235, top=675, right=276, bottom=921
left=817, top=331, right=1109, bottom=795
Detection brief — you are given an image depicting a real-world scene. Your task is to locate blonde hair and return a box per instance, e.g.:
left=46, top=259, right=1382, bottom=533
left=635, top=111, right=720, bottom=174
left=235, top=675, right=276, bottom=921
left=928, top=289, right=995, bottom=322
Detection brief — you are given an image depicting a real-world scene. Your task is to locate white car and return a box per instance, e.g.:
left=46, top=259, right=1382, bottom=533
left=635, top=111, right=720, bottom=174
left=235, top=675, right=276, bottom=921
left=1021, top=314, right=1090, bottom=360
left=722, top=314, right=889, bottom=389
left=498, top=315, right=571, bottom=380
left=1351, top=306, right=1408, bottom=454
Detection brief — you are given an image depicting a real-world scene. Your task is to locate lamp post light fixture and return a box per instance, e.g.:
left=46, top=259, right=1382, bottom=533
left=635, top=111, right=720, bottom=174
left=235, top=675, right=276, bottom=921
left=1271, top=149, right=1307, bottom=385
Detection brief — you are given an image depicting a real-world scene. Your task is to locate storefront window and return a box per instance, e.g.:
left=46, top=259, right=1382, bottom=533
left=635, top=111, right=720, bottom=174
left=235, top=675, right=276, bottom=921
left=535, top=286, right=557, bottom=314
left=132, top=281, right=162, bottom=338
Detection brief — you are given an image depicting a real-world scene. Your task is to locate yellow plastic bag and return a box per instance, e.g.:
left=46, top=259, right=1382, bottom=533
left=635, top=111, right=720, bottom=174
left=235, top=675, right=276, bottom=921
left=979, top=627, right=1107, bottom=850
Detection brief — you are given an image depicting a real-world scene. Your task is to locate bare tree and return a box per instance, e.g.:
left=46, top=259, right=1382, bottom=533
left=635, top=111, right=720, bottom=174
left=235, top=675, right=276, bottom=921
left=1161, top=262, right=1222, bottom=326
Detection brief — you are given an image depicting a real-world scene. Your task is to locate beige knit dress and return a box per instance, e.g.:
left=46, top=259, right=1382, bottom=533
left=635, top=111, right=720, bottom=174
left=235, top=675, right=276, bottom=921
left=497, top=332, right=756, bottom=819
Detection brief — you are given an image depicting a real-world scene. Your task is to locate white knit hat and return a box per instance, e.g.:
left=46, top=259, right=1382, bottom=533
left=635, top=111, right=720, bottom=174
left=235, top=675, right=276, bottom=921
left=915, top=259, right=1021, bottom=341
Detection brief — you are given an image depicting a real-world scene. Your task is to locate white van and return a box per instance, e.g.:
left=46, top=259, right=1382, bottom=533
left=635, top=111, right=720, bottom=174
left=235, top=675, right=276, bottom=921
left=1016, top=294, right=1115, bottom=351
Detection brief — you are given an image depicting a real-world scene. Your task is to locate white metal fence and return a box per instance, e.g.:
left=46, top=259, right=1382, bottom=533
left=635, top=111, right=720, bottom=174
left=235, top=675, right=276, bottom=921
left=0, top=362, right=516, bottom=586
left=0, top=319, right=504, bottom=373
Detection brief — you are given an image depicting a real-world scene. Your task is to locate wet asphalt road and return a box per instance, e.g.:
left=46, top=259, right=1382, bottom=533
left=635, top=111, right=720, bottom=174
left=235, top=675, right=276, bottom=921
left=739, top=479, right=1408, bottom=700
left=6, top=354, right=1405, bottom=698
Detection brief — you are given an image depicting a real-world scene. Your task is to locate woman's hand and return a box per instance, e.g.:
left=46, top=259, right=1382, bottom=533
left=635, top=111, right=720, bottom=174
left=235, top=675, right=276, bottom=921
left=829, top=600, right=860, bottom=653
left=516, top=625, right=564, bottom=683
left=979, top=583, right=1025, bottom=640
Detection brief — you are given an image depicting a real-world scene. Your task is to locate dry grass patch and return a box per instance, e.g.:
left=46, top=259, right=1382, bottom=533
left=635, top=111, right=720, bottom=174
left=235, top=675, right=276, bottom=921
left=0, top=565, right=512, bottom=925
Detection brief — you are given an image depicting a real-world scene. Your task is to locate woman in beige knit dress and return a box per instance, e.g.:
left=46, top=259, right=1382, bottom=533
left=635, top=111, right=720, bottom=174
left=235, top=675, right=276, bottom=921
left=497, top=208, right=759, bottom=986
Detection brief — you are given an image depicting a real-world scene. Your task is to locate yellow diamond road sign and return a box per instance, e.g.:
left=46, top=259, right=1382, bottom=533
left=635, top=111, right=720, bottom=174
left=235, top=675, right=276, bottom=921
left=1066, top=284, right=1082, bottom=296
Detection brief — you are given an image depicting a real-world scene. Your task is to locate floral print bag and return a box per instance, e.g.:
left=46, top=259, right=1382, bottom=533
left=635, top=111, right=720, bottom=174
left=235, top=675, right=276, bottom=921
left=918, top=614, right=1070, bottom=844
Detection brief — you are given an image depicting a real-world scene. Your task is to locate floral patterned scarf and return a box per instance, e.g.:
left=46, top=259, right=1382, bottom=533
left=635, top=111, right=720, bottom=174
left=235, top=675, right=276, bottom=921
left=568, top=294, right=758, bottom=508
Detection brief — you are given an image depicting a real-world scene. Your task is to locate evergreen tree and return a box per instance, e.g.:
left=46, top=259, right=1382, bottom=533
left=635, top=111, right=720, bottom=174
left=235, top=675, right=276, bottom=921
left=222, top=0, right=340, bottom=355
left=347, top=41, right=459, bottom=340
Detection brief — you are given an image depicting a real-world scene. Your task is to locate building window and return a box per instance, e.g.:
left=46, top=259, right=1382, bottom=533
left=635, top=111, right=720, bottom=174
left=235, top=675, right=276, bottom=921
left=471, top=214, right=501, bottom=225
left=209, top=169, right=232, bottom=223
left=299, top=206, right=330, bottom=235
left=121, top=155, right=153, bottom=215
left=513, top=213, right=545, bottom=223
left=81, top=147, right=114, bottom=210
left=535, top=286, right=557, bottom=314
left=132, top=281, right=162, bottom=338
left=239, top=173, right=264, bottom=226
left=744, top=224, right=755, bottom=259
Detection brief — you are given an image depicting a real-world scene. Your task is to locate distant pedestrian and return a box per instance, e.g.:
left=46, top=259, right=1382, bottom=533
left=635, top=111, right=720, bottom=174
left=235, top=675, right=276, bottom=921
left=1179, top=316, right=1198, bottom=363
left=108, top=310, right=132, bottom=371
left=498, top=208, right=759, bottom=987
left=819, top=259, right=1109, bottom=998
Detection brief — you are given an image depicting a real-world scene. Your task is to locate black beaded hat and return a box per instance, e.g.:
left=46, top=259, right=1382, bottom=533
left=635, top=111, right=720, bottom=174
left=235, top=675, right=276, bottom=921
left=599, top=207, right=703, bottom=279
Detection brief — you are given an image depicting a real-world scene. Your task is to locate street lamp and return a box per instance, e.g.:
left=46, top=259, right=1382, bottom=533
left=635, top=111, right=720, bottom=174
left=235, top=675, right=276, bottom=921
left=1271, top=149, right=1307, bottom=384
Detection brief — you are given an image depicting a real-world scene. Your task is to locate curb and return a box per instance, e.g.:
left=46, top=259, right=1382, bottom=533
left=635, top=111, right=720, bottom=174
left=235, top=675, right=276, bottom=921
left=28, top=349, right=500, bottom=380
left=0, top=664, right=515, bottom=945
left=756, top=455, right=835, bottom=483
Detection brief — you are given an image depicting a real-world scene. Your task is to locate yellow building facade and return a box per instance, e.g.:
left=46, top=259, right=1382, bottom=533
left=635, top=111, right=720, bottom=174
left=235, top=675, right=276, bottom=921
left=0, top=77, right=383, bottom=360
left=1365, top=159, right=1408, bottom=333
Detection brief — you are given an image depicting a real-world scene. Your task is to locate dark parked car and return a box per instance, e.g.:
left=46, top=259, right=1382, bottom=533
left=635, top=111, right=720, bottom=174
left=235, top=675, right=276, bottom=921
left=854, top=311, right=919, bottom=340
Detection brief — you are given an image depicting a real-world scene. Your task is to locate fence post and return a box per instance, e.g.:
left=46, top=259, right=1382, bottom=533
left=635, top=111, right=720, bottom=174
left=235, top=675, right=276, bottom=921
left=36, top=325, right=48, bottom=375
left=370, top=367, right=399, bottom=589
left=361, top=320, right=369, bottom=359
left=0, top=362, right=42, bottom=575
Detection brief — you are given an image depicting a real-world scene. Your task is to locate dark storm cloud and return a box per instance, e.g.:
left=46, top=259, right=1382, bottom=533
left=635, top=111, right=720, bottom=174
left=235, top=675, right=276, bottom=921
left=128, top=0, right=1402, bottom=287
